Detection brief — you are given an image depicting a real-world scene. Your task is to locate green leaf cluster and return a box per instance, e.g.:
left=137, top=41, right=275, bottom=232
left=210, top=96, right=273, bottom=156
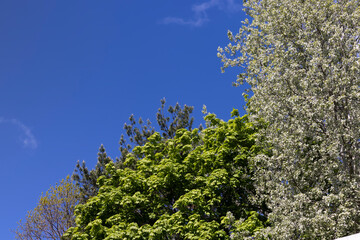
left=63, top=113, right=266, bottom=239
left=72, top=99, right=197, bottom=204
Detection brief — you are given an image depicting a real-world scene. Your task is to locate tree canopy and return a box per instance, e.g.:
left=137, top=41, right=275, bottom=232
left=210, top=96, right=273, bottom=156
left=72, top=99, right=197, bottom=204
left=73, top=145, right=113, bottom=204
left=219, top=0, right=360, bottom=238
left=63, top=111, right=267, bottom=240
left=14, top=177, right=79, bottom=240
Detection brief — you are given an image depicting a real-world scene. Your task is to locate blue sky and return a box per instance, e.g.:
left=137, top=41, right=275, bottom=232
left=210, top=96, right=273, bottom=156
left=0, top=0, right=247, bottom=237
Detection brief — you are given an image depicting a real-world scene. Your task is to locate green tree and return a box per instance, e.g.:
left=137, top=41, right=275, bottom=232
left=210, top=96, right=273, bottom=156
left=72, top=99, right=196, bottom=204
left=72, top=145, right=112, bottom=204
left=219, top=0, right=360, bottom=238
left=63, top=111, right=266, bottom=240
left=14, top=177, right=80, bottom=240
left=119, top=98, right=196, bottom=162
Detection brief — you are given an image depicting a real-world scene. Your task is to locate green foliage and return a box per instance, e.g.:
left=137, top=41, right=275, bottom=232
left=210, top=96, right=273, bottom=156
left=63, top=113, right=266, bottom=239
left=222, top=211, right=267, bottom=240
left=72, top=99, right=196, bottom=204
left=14, top=177, right=80, bottom=240
left=119, top=98, right=196, bottom=162
left=73, top=145, right=112, bottom=204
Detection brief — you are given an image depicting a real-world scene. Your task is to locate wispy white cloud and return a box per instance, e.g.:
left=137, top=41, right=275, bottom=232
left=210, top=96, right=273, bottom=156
left=163, top=0, right=242, bottom=27
left=0, top=118, right=38, bottom=149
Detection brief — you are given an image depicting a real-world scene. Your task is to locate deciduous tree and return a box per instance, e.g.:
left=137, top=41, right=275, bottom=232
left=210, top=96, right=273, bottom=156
left=72, top=99, right=196, bottom=204
left=118, top=98, right=196, bottom=162
left=14, top=177, right=79, bottom=240
left=219, top=0, right=360, bottom=238
left=63, top=111, right=266, bottom=239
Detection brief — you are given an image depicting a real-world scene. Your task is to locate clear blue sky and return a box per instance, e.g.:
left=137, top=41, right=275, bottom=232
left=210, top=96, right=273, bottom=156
left=0, top=0, right=247, bottom=238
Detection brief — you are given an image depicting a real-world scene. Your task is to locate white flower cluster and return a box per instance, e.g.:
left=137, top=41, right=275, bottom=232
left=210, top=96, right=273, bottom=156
left=219, top=0, right=360, bottom=239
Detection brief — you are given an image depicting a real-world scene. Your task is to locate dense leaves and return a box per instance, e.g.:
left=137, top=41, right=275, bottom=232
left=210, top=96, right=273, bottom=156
left=63, top=112, right=266, bottom=239
left=73, top=99, right=196, bottom=204
left=14, top=177, right=79, bottom=240
left=219, top=0, right=360, bottom=238
left=119, top=98, right=196, bottom=162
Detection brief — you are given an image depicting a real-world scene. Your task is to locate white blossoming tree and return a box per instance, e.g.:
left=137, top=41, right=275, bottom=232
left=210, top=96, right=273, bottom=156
left=218, top=0, right=360, bottom=239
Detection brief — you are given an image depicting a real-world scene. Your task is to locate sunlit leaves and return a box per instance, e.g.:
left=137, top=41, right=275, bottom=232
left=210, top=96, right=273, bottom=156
left=64, top=113, right=266, bottom=239
left=72, top=99, right=197, bottom=204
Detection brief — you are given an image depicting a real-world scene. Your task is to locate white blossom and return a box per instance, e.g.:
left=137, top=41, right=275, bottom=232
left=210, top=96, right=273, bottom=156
left=219, top=0, right=360, bottom=239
